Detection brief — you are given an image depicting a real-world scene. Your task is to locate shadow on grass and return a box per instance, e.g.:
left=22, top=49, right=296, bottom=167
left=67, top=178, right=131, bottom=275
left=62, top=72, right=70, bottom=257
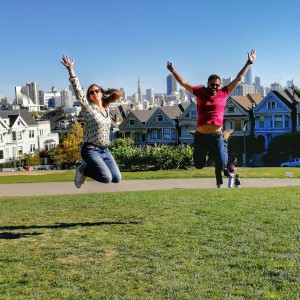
left=0, top=232, right=43, bottom=239
left=0, top=221, right=142, bottom=239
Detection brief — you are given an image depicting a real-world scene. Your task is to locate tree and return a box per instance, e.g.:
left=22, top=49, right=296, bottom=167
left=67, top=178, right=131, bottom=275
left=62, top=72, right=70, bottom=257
left=23, top=150, right=41, bottom=166
left=52, top=122, right=83, bottom=164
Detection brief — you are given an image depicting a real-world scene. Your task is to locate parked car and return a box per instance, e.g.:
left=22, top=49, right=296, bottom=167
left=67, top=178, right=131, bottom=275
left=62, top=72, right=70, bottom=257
left=280, top=158, right=300, bottom=167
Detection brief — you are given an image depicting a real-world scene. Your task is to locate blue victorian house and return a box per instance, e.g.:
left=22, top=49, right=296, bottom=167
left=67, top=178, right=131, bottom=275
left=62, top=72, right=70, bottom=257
left=253, top=89, right=295, bottom=150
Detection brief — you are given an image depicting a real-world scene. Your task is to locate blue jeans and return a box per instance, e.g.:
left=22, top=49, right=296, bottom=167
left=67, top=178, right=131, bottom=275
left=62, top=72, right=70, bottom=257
left=193, top=131, right=228, bottom=186
left=81, top=143, right=121, bottom=184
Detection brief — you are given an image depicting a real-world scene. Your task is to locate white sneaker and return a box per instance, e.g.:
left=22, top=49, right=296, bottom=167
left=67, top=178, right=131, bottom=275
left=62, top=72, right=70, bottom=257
left=74, top=165, right=85, bottom=188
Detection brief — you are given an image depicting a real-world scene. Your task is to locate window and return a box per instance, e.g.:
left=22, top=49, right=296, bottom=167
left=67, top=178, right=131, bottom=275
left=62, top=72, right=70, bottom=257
left=0, top=134, right=2, bottom=143
left=285, top=115, right=289, bottom=127
left=0, top=150, right=3, bottom=159
left=157, top=128, right=162, bottom=139
left=157, top=115, right=163, bottom=122
left=30, top=144, right=35, bottom=152
left=18, top=146, right=23, bottom=156
left=17, top=132, right=22, bottom=140
left=259, top=116, right=265, bottom=128
left=129, top=119, right=135, bottom=126
left=267, top=101, right=276, bottom=109
left=12, top=131, right=21, bottom=141
left=274, top=115, right=283, bottom=128
left=163, top=128, right=170, bottom=139
left=29, top=130, right=34, bottom=138
left=234, top=120, right=242, bottom=131
left=152, top=129, right=157, bottom=140
left=191, top=109, right=197, bottom=117
left=227, top=107, right=235, bottom=113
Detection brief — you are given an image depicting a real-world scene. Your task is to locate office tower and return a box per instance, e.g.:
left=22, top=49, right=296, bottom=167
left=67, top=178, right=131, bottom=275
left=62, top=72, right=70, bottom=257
left=244, top=68, right=252, bottom=85
left=26, top=82, right=39, bottom=105
left=146, top=88, right=154, bottom=103
left=254, top=76, right=261, bottom=87
left=120, top=87, right=126, bottom=100
left=61, top=89, right=73, bottom=108
left=287, top=80, right=293, bottom=88
left=167, top=74, right=177, bottom=95
left=137, top=77, right=142, bottom=103
left=230, top=83, right=256, bottom=96
left=222, top=77, right=232, bottom=87
left=270, top=82, right=283, bottom=91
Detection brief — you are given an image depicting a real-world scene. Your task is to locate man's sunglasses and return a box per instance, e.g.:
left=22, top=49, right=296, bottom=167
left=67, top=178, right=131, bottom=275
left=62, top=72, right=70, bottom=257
left=89, top=89, right=101, bottom=96
left=210, top=83, right=221, bottom=88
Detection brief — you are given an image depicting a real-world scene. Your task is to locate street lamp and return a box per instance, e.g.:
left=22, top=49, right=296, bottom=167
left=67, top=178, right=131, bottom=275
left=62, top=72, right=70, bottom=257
left=243, top=123, right=248, bottom=167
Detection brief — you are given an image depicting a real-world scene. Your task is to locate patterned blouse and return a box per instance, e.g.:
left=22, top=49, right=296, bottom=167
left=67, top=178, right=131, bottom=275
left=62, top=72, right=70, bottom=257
left=69, top=76, right=111, bottom=147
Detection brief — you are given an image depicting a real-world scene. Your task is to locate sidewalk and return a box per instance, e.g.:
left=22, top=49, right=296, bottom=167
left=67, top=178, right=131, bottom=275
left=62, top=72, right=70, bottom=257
left=1, top=178, right=300, bottom=197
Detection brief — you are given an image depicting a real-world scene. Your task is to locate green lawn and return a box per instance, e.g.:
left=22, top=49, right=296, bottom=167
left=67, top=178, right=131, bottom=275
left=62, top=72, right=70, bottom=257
left=0, top=167, right=300, bottom=184
left=1, top=187, right=300, bottom=299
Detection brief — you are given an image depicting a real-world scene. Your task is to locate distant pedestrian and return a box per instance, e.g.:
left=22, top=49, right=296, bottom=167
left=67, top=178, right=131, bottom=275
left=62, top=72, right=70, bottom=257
left=227, top=157, right=237, bottom=188
left=167, top=49, right=256, bottom=188
left=61, top=55, right=122, bottom=188
left=234, top=174, right=241, bottom=188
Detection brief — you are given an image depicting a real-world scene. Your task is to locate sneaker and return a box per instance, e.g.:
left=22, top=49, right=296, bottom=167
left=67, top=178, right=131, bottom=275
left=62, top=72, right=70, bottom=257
left=74, top=165, right=85, bottom=188
left=223, top=129, right=233, bottom=140
left=189, top=130, right=196, bottom=137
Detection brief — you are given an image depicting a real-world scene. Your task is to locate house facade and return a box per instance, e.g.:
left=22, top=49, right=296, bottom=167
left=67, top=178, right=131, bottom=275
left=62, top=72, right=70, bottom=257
left=0, top=110, right=59, bottom=164
left=253, top=90, right=295, bottom=150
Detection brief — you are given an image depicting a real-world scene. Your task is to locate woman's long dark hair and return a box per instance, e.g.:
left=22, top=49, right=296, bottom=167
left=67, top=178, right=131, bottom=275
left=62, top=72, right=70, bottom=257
left=87, top=84, right=122, bottom=104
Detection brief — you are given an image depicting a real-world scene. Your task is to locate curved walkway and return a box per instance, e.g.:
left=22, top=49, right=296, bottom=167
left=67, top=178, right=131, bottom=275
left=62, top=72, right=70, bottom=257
left=1, top=178, right=300, bottom=197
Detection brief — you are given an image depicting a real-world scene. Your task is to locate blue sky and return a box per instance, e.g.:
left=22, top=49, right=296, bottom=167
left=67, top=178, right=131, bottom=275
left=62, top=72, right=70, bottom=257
left=1, top=0, right=300, bottom=99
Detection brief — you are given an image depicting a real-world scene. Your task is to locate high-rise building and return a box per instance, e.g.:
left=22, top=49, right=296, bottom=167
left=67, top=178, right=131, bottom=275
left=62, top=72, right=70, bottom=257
left=230, top=83, right=256, bottom=96
left=244, top=68, right=252, bottom=85
left=146, top=88, right=154, bottom=104
left=15, top=82, right=41, bottom=111
left=167, top=74, right=177, bottom=95
left=137, top=77, right=143, bottom=103
left=61, top=89, right=73, bottom=108
left=222, top=77, right=232, bottom=87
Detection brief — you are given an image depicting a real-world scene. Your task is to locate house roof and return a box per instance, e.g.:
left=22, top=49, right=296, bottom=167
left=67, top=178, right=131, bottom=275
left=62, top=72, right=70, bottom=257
left=0, top=109, right=38, bottom=126
left=131, top=110, right=153, bottom=123
left=160, top=105, right=183, bottom=119
left=231, top=93, right=263, bottom=110
left=272, top=90, right=294, bottom=108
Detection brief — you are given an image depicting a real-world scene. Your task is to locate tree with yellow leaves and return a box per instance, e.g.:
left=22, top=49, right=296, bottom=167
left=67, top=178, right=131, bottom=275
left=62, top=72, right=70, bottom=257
left=52, top=122, right=83, bottom=164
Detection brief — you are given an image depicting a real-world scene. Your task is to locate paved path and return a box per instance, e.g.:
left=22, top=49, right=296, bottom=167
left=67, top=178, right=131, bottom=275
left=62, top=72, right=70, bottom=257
left=1, top=178, right=299, bottom=197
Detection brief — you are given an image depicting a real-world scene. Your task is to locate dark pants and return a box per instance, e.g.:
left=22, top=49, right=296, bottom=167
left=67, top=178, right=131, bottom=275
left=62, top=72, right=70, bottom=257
left=193, top=131, right=228, bottom=186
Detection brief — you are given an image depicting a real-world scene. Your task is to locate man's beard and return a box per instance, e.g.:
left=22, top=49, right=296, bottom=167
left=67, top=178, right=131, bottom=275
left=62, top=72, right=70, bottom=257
left=208, top=88, right=217, bottom=95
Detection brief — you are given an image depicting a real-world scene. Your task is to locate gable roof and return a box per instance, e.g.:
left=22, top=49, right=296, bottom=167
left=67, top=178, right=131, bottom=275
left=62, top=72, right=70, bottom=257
left=231, top=93, right=263, bottom=111
left=0, top=109, right=37, bottom=126
left=160, top=105, right=182, bottom=119
left=130, top=110, right=153, bottom=123
left=254, top=91, right=292, bottom=113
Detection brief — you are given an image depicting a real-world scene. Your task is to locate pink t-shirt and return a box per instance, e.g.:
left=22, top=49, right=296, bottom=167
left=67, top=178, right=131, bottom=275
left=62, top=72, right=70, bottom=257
left=193, top=85, right=229, bottom=127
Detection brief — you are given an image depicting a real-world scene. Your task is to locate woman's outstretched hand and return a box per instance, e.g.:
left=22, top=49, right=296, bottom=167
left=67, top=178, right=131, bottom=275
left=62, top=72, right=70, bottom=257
left=61, top=54, right=74, bottom=69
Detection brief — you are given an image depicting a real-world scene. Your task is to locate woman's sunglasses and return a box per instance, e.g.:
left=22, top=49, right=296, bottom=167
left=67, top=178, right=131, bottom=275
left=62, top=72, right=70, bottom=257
left=89, top=89, right=101, bottom=96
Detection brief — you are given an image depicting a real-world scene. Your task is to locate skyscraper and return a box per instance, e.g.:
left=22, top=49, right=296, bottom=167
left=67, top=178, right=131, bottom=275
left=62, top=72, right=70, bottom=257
left=244, top=68, right=252, bottom=86
left=26, top=82, right=39, bottom=105
left=167, top=74, right=177, bottom=95
left=137, top=77, right=142, bottom=103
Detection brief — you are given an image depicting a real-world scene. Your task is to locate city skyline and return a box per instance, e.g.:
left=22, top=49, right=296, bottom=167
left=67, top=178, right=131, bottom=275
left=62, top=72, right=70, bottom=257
left=1, top=0, right=300, bottom=99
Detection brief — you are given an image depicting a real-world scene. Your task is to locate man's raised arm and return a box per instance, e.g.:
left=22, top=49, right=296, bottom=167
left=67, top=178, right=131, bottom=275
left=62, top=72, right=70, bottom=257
left=167, top=61, right=193, bottom=93
left=227, top=49, right=256, bottom=93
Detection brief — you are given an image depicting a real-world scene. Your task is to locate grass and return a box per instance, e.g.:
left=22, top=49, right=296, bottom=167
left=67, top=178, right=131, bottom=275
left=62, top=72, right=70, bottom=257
left=0, top=187, right=300, bottom=299
left=0, top=167, right=300, bottom=184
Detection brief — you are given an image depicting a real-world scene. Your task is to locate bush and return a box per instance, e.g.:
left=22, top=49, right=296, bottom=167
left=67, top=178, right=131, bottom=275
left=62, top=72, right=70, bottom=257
left=110, top=139, right=194, bottom=171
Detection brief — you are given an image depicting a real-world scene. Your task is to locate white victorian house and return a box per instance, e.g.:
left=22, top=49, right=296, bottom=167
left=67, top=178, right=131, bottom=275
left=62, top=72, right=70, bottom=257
left=0, top=110, right=59, bottom=164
